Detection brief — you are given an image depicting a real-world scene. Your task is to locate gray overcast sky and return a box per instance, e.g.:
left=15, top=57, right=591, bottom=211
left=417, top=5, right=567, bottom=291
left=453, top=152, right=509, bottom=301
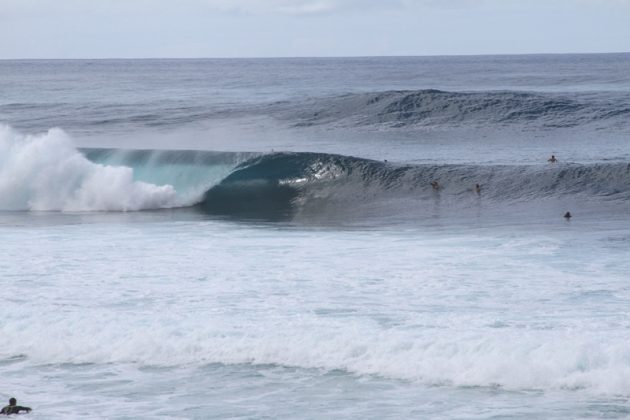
left=1, top=0, right=629, bottom=58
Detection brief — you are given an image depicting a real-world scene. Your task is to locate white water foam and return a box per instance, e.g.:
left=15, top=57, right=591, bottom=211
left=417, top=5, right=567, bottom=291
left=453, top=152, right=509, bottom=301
left=2, top=221, right=630, bottom=398
left=0, top=125, right=178, bottom=211
left=4, top=312, right=630, bottom=395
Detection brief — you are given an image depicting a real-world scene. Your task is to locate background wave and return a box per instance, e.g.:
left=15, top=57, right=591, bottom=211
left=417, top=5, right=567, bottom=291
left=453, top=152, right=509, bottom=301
left=4, top=89, right=630, bottom=133
left=273, top=89, right=630, bottom=128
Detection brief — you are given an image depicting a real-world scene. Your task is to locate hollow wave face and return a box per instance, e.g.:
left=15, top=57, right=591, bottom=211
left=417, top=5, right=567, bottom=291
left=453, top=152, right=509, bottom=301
left=201, top=152, right=350, bottom=220
left=0, top=125, right=178, bottom=211
left=201, top=152, right=630, bottom=222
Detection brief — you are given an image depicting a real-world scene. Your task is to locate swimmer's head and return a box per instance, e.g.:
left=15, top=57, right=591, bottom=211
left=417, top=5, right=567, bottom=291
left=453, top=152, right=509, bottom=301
left=9, top=398, right=16, bottom=406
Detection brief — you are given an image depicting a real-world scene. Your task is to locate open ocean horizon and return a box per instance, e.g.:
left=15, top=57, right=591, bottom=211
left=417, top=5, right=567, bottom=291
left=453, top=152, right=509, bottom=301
left=2, top=54, right=630, bottom=418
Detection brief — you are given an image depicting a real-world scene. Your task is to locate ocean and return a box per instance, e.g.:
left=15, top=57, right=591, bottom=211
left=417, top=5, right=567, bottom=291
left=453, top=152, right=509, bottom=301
left=1, top=54, right=630, bottom=419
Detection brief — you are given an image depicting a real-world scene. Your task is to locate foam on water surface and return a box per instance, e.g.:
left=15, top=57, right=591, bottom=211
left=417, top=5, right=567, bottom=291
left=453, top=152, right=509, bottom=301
left=1, top=215, right=630, bottom=418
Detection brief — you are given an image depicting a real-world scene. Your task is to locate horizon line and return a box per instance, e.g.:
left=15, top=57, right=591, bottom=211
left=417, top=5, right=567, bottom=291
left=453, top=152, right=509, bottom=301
left=1, top=51, right=629, bottom=61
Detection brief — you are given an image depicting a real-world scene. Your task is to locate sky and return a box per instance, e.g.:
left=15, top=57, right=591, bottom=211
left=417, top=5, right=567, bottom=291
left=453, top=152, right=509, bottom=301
left=1, top=0, right=629, bottom=58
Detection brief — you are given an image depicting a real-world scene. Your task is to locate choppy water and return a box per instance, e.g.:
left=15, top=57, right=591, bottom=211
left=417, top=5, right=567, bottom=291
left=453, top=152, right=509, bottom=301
left=1, top=54, right=630, bottom=419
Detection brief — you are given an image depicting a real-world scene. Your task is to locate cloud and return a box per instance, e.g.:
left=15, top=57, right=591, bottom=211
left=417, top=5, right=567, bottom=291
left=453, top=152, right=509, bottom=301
left=2, top=0, right=629, bottom=20
left=190, top=0, right=490, bottom=16
left=194, top=0, right=409, bottom=15
left=0, top=0, right=412, bottom=19
left=2, top=0, right=629, bottom=59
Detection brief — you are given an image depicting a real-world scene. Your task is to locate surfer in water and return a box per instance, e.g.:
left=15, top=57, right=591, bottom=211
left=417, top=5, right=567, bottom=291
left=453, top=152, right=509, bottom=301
left=475, top=184, right=481, bottom=194
left=0, top=398, right=31, bottom=415
left=564, top=211, right=572, bottom=219
left=548, top=154, right=558, bottom=163
left=431, top=180, right=440, bottom=190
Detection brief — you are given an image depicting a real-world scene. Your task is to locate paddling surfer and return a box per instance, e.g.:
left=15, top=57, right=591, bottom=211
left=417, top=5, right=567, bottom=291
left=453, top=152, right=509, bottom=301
left=1, top=398, right=31, bottom=415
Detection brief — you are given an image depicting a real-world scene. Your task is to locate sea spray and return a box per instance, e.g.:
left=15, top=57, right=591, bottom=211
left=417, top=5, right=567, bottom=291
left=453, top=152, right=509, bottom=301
left=0, top=125, right=177, bottom=211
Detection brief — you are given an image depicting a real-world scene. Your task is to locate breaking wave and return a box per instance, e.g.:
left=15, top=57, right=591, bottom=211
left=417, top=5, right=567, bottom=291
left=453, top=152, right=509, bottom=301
left=201, top=152, right=630, bottom=220
left=0, top=125, right=181, bottom=211
left=2, top=125, right=629, bottom=220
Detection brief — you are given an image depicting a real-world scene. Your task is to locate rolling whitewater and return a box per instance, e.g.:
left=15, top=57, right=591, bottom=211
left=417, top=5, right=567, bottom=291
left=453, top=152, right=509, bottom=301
left=2, top=55, right=630, bottom=418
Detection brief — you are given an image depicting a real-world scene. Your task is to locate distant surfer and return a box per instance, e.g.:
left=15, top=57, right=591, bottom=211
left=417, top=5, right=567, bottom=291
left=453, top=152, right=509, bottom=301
left=475, top=184, right=481, bottom=194
left=564, top=211, right=572, bottom=219
left=430, top=180, right=440, bottom=190
left=1, top=398, right=31, bottom=415
left=548, top=154, right=558, bottom=163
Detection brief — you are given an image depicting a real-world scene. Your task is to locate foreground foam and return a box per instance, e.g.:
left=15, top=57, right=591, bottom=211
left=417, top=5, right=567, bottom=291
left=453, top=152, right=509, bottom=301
left=2, top=218, right=630, bottom=397
left=3, top=309, right=630, bottom=396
